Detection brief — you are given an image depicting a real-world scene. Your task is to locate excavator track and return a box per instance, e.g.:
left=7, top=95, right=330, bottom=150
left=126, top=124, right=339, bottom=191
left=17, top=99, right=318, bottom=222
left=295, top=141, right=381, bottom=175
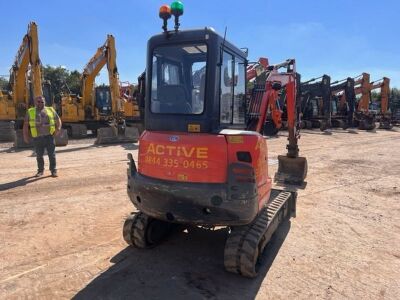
left=224, top=190, right=296, bottom=278
left=123, top=211, right=174, bottom=248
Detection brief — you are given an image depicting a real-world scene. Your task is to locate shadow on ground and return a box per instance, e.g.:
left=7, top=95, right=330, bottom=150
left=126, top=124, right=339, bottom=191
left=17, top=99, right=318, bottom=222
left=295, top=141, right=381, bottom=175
left=0, top=143, right=137, bottom=156
left=0, top=175, right=50, bottom=191
left=55, top=142, right=138, bottom=154
left=73, top=221, right=291, bottom=300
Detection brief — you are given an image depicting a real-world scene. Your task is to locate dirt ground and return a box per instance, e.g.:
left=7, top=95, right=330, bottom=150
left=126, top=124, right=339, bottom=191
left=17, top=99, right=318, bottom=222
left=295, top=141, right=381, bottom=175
left=0, top=128, right=399, bottom=299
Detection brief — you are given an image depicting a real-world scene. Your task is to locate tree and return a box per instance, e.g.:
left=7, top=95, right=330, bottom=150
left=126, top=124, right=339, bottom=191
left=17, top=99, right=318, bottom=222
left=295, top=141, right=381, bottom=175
left=66, top=70, right=81, bottom=95
left=0, top=76, right=9, bottom=90
left=391, top=88, right=400, bottom=99
left=42, top=65, right=81, bottom=102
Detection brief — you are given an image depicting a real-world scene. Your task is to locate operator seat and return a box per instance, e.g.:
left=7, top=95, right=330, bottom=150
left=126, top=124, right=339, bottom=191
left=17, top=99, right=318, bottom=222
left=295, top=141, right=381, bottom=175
left=158, top=84, right=192, bottom=114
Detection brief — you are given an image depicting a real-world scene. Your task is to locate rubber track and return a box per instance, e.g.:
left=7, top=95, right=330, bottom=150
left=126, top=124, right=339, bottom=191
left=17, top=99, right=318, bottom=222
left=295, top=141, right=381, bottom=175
left=123, top=212, right=150, bottom=248
left=224, top=191, right=292, bottom=277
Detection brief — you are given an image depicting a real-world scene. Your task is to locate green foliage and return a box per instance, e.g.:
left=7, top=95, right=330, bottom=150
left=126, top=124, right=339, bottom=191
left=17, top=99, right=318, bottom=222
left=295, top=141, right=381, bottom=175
left=370, top=90, right=380, bottom=101
left=0, top=76, right=9, bottom=90
left=391, top=88, right=400, bottom=99
left=391, top=88, right=400, bottom=109
left=66, top=70, right=81, bottom=95
left=42, top=65, right=81, bottom=101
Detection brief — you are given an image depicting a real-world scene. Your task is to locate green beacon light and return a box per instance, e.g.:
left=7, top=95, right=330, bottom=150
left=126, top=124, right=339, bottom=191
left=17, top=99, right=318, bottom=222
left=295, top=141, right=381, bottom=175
left=170, top=1, right=184, bottom=31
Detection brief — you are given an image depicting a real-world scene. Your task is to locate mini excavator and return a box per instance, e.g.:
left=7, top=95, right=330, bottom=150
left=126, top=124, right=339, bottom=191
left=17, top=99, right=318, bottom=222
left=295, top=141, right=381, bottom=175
left=123, top=2, right=307, bottom=278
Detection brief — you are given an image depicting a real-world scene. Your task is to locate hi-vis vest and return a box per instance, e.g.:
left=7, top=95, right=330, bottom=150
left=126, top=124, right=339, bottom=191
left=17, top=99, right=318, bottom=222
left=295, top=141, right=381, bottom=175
left=28, top=107, right=56, bottom=137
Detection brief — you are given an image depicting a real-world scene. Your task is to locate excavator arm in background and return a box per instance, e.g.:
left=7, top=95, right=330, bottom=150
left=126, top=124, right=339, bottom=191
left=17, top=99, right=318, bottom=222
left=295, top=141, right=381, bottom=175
left=246, top=58, right=294, bottom=136
left=353, top=72, right=376, bottom=130
left=61, top=35, right=139, bottom=143
left=330, top=77, right=356, bottom=128
left=354, top=73, right=371, bottom=112
left=0, top=22, right=42, bottom=122
left=300, top=74, right=332, bottom=131
left=369, top=77, right=392, bottom=129
left=247, top=58, right=307, bottom=184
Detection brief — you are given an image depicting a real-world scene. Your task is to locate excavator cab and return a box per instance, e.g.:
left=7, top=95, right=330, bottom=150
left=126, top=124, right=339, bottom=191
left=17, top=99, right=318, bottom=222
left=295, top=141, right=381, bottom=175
left=145, top=28, right=234, bottom=133
left=95, top=86, right=112, bottom=116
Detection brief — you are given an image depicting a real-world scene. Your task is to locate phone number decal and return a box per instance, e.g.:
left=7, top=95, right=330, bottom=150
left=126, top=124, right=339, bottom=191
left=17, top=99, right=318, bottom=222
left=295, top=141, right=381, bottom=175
left=144, top=155, right=208, bottom=169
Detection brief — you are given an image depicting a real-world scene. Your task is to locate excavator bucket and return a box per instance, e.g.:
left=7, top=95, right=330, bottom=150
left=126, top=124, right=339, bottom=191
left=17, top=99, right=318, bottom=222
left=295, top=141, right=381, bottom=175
left=275, top=155, right=308, bottom=185
left=95, top=126, right=139, bottom=145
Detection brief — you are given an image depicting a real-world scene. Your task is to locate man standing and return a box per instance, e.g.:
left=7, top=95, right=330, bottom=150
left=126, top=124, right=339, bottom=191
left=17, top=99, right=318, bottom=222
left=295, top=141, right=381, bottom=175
left=23, top=95, right=62, bottom=177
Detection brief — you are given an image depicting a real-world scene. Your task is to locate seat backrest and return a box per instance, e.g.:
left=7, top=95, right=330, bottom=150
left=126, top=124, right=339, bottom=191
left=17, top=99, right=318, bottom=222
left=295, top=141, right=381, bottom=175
left=158, top=84, right=191, bottom=113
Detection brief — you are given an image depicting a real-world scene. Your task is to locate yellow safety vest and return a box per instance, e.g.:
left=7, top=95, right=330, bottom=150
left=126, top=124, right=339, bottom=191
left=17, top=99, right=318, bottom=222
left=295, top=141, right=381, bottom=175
left=28, top=107, right=56, bottom=137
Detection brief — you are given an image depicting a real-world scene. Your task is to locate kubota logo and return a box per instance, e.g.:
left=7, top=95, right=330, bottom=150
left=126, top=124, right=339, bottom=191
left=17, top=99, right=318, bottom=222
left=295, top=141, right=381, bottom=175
left=169, top=135, right=179, bottom=142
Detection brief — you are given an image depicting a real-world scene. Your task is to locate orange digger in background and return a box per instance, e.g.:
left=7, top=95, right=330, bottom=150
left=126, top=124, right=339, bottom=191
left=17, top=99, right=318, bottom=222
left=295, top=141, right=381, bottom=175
left=369, top=77, right=392, bottom=129
left=246, top=58, right=299, bottom=136
left=354, top=72, right=376, bottom=130
left=123, top=2, right=307, bottom=278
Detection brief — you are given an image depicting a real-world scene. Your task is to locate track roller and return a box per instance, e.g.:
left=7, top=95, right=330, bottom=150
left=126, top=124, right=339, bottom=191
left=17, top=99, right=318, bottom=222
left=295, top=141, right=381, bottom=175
left=224, top=190, right=296, bottom=278
left=379, top=118, right=393, bottom=130
left=123, top=212, right=174, bottom=248
left=359, top=119, right=376, bottom=130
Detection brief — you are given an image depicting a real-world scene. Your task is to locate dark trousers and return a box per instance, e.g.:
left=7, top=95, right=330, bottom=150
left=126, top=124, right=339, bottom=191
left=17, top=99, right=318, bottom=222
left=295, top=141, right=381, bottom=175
left=33, top=135, right=56, bottom=172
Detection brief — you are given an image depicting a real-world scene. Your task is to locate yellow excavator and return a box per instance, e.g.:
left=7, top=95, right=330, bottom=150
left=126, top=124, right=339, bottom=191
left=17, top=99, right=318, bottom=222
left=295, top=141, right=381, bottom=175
left=60, top=35, right=139, bottom=144
left=0, top=22, right=68, bottom=147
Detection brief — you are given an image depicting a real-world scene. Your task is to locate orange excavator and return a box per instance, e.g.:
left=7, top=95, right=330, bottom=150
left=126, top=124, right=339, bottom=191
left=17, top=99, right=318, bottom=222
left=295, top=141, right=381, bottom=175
left=369, top=77, right=392, bottom=129
left=123, top=2, right=307, bottom=278
left=247, top=58, right=298, bottom=136
left=354, top=72, right=376, bottom=130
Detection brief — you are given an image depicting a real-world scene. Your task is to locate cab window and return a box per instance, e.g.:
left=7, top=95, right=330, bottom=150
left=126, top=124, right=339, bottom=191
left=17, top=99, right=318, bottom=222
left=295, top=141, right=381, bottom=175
left=220, top=50, right=246, bottom=125
left=151, top=44, right=207, bottom=115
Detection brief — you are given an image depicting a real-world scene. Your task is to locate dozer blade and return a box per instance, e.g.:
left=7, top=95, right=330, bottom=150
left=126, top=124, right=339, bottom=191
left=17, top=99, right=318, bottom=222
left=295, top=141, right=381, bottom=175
left=14, top=129, right=33, bottom=148
left=275, top=155, right=307, bottom=185
left=0, top=122, right=16, bottom=142
left=55, top=129, right=68, bottom=146
left=95, top=126, right=139, bottom=145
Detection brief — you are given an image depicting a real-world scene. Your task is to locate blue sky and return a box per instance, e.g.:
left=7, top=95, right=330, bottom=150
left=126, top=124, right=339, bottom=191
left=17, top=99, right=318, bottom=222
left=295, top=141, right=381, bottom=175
left=0, top=0, right=399, bottom=87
